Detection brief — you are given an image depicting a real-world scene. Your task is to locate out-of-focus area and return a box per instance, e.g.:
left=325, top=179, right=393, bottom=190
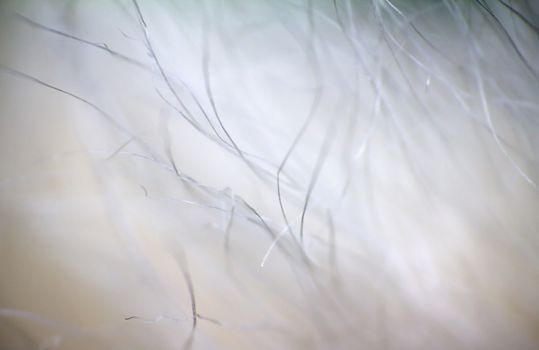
left=1, top=0, right=539, bottom=349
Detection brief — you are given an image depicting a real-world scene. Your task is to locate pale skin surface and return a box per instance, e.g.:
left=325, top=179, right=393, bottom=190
left=0, top=0, right=538, bottom=349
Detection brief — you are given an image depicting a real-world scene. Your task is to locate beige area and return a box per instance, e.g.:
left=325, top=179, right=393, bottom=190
left=1, top=1, right=539, bottom=349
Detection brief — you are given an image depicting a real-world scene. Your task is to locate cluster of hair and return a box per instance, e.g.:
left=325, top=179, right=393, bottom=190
left=0, top=0, right=538, bottom=349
